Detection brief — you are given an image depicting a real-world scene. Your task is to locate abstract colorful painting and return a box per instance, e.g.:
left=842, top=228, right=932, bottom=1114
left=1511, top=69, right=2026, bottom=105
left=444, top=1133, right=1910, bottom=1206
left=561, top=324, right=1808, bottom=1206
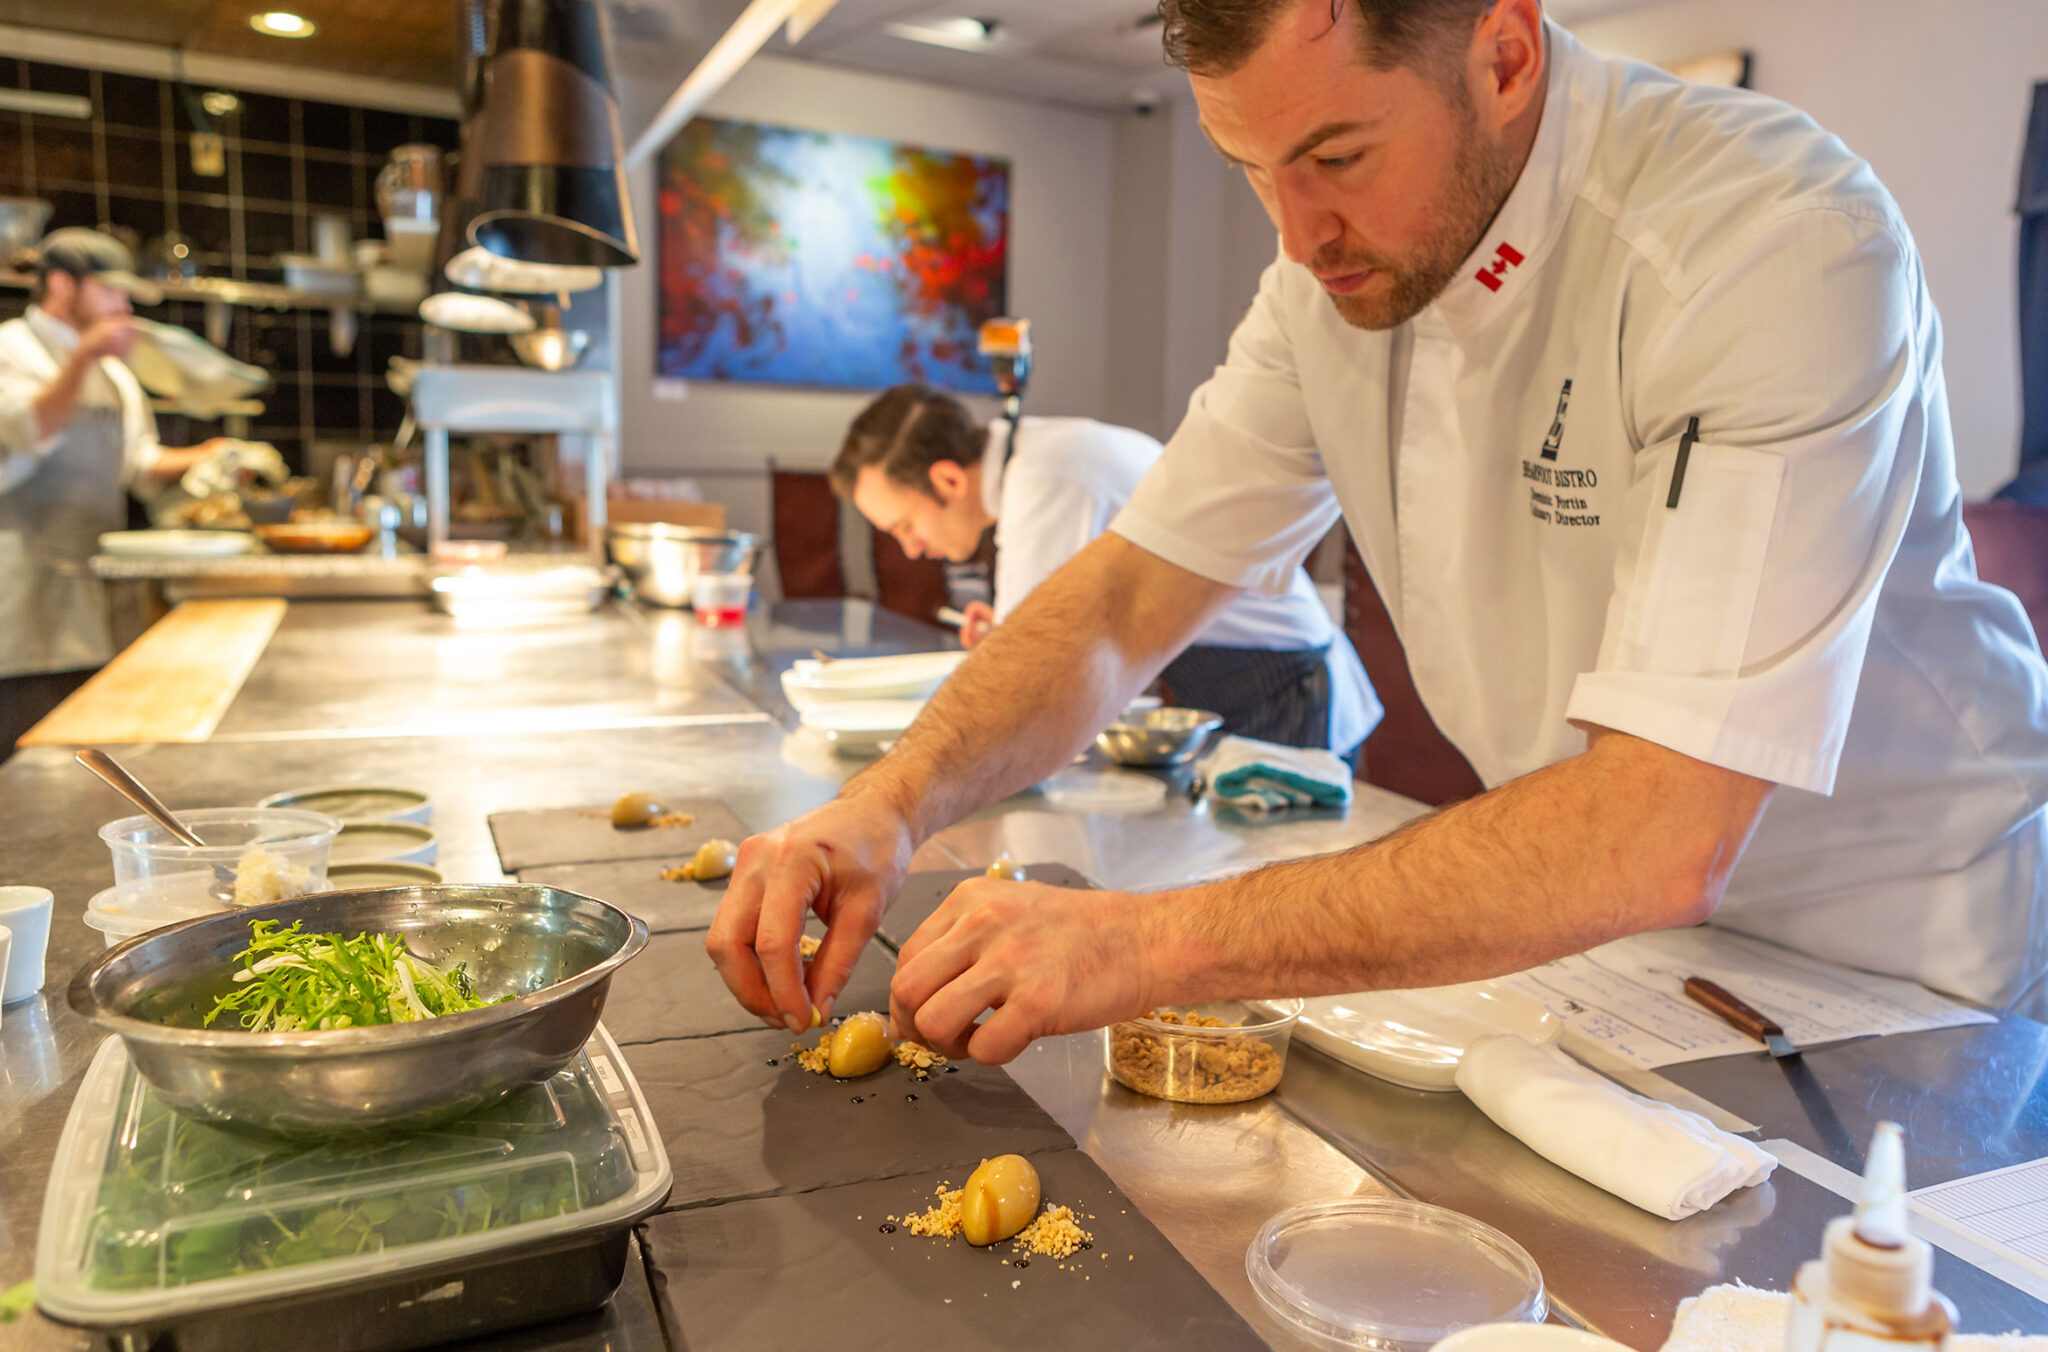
left=656, top=117, right=1010, bottom=391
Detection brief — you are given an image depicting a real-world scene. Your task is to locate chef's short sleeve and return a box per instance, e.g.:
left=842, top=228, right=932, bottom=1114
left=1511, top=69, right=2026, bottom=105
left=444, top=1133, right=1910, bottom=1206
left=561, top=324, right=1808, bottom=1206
left=992, top=445, right=1116, bottom=623
left=1110, top=257, right=1343, bottom=595
left=1565, top=208, right=1932, bottom=795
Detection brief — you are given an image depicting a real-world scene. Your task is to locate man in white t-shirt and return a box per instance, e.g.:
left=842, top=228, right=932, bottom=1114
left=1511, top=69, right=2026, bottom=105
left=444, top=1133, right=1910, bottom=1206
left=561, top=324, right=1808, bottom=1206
left=710, top=0, right=2048, bottom=1059
left=829, top=383, right=1379, bottom=754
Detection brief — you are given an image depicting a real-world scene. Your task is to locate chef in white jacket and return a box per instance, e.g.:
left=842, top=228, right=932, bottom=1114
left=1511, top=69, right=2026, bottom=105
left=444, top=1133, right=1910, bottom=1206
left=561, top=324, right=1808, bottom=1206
left=711, top=0, right=2048, bottom=1056
left=0, top=230, right=217, bottom=739
left=829, top=383, right=1380, bottom=756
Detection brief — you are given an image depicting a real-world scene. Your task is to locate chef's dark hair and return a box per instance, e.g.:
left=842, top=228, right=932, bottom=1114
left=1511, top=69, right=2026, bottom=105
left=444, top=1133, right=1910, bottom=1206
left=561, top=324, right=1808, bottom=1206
left=1159, top=0, right=1493, bottom=78
left=830, top=384, right=984, bottom=501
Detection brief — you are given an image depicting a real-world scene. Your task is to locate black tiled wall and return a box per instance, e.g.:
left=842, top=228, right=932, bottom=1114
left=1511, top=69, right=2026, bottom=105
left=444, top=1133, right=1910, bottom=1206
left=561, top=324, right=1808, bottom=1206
left=0, top=58, right=459, bottom=472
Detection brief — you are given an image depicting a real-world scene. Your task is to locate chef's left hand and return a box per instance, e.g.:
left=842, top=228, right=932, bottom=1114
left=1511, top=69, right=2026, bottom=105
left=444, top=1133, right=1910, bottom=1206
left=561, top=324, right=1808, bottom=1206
left=889, top=878, right=1162, bottom=1064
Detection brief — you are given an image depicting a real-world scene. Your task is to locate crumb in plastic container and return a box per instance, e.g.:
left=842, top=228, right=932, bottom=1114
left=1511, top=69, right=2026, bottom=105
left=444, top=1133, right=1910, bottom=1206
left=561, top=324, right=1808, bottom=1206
left=1106, top=1008, right=1282, bottom=1103
left=231, top=847, right=311, bottom=908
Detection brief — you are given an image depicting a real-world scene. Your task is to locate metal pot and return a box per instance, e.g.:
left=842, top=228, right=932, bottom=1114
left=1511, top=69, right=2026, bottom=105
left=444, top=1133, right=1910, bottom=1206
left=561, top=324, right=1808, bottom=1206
left=608, top=524, right=759, bottom=608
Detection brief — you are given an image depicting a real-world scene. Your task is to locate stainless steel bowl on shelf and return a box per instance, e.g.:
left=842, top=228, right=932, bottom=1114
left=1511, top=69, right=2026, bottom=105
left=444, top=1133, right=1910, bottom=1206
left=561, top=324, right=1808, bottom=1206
left=607, top=523, right=760, bottom=608
left=1096, top=706, right=1225, bottom=768
left=68, top=883, right=648, bottom=1138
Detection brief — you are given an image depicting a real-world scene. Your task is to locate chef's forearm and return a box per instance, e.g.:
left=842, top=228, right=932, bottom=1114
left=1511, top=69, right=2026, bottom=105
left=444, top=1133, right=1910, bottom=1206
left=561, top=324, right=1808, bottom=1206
left=1150, top=727, right=1776, bottom=1002
left=851, top=533, right=1236, bottom=843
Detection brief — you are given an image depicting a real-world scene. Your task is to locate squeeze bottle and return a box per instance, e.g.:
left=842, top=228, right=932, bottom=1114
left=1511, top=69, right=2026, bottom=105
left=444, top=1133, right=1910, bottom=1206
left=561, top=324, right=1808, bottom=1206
left=1788, top=1121, right=1955, bottom=1352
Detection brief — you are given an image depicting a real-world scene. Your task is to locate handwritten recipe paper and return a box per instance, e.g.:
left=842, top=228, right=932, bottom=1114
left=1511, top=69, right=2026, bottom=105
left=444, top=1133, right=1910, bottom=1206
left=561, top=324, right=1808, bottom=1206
left=1495, top=927, right=1993, bottom=1069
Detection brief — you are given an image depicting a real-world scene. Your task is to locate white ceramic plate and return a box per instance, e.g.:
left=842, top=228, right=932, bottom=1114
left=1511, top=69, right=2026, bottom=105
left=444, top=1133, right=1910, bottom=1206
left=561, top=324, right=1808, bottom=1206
left=783, top=651, right=965, bottom=705
left=799, top=699, right=925, bottom=754
left=98, top=530, right=255, bottom=558
left=1260, top=981, right=1562, bottom=1092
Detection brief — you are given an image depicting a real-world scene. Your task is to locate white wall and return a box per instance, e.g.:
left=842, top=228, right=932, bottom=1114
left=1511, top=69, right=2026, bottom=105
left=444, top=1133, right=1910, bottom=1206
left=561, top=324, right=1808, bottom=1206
left=610, top=55, right=1116, bottom=534
left=1569, top=0, right=2048, bottom=497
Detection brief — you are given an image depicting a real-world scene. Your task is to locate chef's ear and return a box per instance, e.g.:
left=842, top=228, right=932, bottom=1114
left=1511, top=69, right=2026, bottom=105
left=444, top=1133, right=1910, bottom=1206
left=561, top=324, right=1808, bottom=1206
left=927, top=460, right=972, bottom=504
left=1473, top=0, right=1544, bottom=126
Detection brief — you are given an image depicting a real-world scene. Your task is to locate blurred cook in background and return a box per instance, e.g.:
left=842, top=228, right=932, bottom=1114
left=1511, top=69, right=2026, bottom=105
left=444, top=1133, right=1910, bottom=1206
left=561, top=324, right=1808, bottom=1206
left=831, top=383, right=1381, bottom=758
left=0, top=228, right=230, bottom=742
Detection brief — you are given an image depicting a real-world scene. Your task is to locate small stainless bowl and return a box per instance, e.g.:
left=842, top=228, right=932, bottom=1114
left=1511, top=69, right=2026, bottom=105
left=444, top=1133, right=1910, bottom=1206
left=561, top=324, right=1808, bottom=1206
left=607, top=524, right=760, bottom=608
left=69, top=883, right=647, bottom=1138
left=1096, top=707, right=1225, bottom=767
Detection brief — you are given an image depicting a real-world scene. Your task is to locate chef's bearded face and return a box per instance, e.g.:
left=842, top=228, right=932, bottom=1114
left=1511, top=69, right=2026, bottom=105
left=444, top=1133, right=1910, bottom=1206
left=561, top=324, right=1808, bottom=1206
left=1179, top=0, right=1541, bottom=330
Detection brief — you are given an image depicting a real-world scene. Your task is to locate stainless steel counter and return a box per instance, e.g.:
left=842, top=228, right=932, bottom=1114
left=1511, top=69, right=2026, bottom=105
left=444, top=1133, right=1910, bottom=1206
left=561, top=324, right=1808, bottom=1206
left=4, top=596, right=2047, bottom=1351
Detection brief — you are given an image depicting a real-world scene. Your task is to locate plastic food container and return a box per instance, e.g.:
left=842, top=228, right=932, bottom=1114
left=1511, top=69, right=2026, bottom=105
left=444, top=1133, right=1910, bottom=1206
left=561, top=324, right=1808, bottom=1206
left=1105, top=999, right=1303, bottom=1104
left=691, top=571, right=751, bottom=627
left=1041, top=769, right=1170, bottom=814
left=82, top=874, right=231, bottom=948
left=324, top=861, right=446, bottom=889
left=257, top=785, right=432, bottom=825
left=98, top=808, right=340, bottom=892
left=1246, top=1198, right=1546, bottom=1352
left=330, top=820, right=438, bottom=865
left=35, top=1025, right=672, bottom=1351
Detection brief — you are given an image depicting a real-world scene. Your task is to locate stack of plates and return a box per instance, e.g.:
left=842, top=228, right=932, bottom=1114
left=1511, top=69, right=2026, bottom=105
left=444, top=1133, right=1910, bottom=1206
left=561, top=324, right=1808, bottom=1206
left=798, top=699, right=925, bottom=755
left=780, top=651, right=965, bottom=713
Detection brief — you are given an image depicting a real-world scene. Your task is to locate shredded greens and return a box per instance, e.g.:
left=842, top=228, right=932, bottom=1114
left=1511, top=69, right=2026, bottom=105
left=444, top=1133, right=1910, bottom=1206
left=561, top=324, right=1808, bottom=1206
left=203, top=920, right=502, bottom=1032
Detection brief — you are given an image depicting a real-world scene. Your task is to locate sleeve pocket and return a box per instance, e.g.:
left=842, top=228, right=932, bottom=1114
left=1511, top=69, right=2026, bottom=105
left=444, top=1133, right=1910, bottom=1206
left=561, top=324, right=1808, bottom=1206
left=1613, top=442, right=1785, bottom=678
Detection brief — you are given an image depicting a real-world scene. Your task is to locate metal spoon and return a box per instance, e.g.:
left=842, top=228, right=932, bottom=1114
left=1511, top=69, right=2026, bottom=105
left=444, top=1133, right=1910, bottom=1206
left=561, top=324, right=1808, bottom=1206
left=75, top=749, right=237, bottom=903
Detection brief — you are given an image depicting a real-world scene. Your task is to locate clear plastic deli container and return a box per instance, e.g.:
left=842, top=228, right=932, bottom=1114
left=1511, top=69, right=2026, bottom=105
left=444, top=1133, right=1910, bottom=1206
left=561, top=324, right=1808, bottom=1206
left=35, top=1025, right=671, bottom=1352
left=98, top=807, right=341, bottom=897
left=1246, top=1198, right=1546, bottom=1351
left=1105, top=999, right=1304, bottom=1104
left=81, top=874, right=231, bottom=948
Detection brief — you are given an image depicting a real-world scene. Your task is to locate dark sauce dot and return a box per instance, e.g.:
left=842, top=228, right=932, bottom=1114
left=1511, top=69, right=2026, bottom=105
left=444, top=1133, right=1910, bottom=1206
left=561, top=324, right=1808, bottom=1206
left=765, top=1058, right=778, bottom=1066
left=944, top=1064, right=958, bottom=1073
left=1079, top=1241, right=1093, bottom=1250
left=904, top=1093, right=918, bottom=1102
left=850, top=1096, right=863, bottom=1104
left=879, top=1222, right=898, bottom=1234
left=1014, top=1259, right=1029, bottom=1269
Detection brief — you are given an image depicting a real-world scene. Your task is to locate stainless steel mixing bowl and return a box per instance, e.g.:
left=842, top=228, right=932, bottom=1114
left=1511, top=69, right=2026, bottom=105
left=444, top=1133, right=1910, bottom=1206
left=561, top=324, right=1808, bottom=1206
left=606, top=524, right=760, bottom=608
left=1096, top=707, right=1225, bottom=767
left=68, top=883, right=648, bottom=1138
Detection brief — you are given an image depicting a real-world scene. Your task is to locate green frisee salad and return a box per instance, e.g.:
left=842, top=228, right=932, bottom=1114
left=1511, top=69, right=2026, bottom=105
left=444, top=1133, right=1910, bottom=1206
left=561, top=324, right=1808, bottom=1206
left=204, top=920, right=503, bottom=1032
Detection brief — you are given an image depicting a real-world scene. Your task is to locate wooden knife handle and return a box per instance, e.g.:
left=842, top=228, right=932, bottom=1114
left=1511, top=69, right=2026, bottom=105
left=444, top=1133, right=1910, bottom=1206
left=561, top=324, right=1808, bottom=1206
left=1683, top=976, right=1786, bottom=1040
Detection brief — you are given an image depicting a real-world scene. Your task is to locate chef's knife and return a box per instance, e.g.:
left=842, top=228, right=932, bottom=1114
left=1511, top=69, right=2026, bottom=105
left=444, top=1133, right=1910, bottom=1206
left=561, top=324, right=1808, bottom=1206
left=1683, top=976, right=1800, bottom=1058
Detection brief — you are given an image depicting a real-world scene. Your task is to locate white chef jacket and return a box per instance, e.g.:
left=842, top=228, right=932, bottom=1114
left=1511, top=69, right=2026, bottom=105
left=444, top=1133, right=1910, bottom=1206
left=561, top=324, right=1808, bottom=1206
left=0, top=308, right=162, bottom=492
left=1111, top=21, right=2048, bottom=1012
left=983, top=415, right=1381, bottom=754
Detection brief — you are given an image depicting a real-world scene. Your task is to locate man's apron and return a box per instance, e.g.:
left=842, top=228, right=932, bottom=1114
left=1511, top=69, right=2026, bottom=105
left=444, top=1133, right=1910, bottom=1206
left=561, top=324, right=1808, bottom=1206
left=0, top=348, right=124, bottom=678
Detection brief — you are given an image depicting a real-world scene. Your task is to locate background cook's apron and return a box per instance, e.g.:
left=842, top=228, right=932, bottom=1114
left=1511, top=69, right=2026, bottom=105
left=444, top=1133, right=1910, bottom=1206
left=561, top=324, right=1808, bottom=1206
left=1157, top=642, right=1335, bottom=750
left=0, top=378, right=124, bottom=679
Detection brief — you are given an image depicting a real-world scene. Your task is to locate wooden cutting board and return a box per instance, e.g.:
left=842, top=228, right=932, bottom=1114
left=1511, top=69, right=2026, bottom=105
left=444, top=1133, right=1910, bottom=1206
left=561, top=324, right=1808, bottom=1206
left=20, top=598, right=284, bottom=747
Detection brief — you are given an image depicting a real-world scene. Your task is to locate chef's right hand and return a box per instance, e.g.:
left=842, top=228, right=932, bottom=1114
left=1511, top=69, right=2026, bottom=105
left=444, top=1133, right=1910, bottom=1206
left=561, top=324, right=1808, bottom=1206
left=958, top=601, right=995, bottom=649
left=706, top=792, right=917, bottom=1033
left=75, top=316, right=137, bottom=362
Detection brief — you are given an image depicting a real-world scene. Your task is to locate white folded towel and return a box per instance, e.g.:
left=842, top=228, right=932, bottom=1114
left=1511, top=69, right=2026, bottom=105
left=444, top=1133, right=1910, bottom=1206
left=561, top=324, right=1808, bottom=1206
left=1199, top=735, right=1354, bottom=811
left=1455, top=1034, right=1775, bottom=1220
left=1663, top=1283, right=2048, bottom=1352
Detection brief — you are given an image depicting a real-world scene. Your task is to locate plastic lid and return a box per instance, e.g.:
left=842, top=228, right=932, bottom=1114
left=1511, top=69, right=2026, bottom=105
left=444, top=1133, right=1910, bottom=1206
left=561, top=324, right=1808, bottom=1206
left=256, top=785, right=432, bottom=824
left=1040, top=770, right=1169, bottom=813
left=1247, top=1199, right=1546, bottom=1351
left=36, top=1027, right=669, bottom=1325
left=329, top=821, right=436, bottom=864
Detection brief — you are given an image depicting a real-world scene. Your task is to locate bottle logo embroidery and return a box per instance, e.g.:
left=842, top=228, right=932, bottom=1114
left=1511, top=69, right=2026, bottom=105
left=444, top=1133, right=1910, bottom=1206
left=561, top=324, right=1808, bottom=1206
left=1539, top=378, right=1572, bottom=461
left=1474, top=241, right=1525, bottom=292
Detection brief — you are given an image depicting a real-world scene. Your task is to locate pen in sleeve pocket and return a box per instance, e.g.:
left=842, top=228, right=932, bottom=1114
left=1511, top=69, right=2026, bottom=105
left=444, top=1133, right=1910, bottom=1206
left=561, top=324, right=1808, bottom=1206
left=1666, top=415, right=1700, bottom=509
